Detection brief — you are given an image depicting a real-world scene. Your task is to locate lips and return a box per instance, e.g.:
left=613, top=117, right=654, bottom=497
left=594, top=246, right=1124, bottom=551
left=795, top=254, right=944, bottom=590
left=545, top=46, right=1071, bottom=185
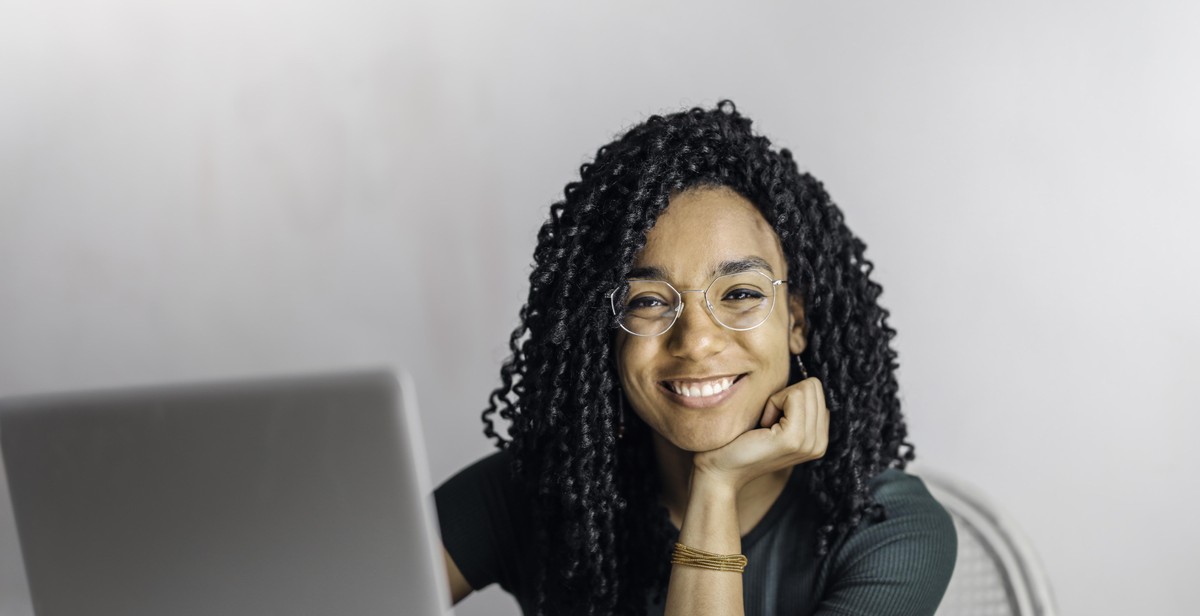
left=658, top=374, right=746, bottom=409
left=663, top=376, right=736, bottom=397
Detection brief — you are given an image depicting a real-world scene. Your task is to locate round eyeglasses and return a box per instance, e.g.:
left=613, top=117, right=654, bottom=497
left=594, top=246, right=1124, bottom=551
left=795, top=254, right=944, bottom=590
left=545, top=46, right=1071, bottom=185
left=606, top=270, right=787, bottom=337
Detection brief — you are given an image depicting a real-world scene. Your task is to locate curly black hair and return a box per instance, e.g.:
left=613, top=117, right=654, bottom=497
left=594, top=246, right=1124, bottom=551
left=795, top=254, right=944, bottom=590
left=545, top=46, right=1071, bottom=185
left=480, top=101, right=914, bottom=616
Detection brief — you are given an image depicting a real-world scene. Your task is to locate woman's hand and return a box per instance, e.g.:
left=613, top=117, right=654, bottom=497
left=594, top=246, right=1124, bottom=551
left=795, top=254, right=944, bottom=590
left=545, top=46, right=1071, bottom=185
left=692, top=377, right=830, bottom=491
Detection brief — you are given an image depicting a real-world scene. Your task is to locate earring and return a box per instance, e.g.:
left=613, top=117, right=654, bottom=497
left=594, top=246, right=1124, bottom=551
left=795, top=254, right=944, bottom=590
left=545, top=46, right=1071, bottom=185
left=794, top=355, right=809, bottom=380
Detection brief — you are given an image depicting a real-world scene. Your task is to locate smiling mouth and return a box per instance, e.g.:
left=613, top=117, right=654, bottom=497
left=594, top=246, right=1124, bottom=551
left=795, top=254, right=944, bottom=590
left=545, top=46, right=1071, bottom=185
left=661, top=374, right=746, bottom=398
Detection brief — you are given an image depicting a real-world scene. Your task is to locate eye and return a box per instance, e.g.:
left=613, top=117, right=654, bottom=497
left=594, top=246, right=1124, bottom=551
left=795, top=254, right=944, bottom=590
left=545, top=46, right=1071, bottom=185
left=722, top=288, right=766, bottom=302
left=628, top=295, right=668, bottom=310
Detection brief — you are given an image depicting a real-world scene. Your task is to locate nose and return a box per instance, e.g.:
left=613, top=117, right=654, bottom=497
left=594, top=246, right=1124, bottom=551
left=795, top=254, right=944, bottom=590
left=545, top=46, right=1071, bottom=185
left=665, top=290, right=727, bottom=361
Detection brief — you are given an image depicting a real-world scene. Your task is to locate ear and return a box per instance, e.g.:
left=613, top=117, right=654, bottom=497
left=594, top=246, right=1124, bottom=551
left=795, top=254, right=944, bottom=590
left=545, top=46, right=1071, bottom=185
left=787, top=292, right=807, bottom=355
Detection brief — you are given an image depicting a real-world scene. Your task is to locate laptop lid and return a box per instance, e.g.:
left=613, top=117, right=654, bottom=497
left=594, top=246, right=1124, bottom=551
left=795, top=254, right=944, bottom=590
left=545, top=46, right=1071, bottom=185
left=0, top=368, right=450, bottom=616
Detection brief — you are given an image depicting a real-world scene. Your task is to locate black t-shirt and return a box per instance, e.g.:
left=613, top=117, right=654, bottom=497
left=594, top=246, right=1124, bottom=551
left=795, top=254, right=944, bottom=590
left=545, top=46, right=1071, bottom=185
left=435, top=449, right=956, bottom=615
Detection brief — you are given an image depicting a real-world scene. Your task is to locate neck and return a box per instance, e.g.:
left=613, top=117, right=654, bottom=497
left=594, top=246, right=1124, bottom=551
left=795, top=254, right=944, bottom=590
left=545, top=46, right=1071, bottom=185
left=650, top=433, right=794, bottom=536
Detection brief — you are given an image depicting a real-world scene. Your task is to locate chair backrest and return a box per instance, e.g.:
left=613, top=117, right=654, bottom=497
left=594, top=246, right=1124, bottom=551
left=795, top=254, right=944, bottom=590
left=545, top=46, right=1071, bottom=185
left=915, top=470, right=1058, bottom=616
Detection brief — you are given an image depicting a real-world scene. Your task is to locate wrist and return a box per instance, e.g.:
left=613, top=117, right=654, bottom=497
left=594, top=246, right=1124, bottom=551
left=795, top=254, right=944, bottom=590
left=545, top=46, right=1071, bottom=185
left=689, top=465, right=741, bottom=501
left=679, top=467, right=741, bottom=554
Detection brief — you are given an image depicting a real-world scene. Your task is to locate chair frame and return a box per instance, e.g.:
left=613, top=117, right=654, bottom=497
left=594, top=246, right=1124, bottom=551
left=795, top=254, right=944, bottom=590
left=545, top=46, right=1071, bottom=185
left=915, top=469, right=1058, bottom=616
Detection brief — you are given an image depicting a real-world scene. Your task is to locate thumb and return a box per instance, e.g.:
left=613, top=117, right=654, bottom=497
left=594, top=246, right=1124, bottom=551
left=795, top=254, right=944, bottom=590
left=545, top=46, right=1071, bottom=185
left=759, top=394, right=784, bottom=428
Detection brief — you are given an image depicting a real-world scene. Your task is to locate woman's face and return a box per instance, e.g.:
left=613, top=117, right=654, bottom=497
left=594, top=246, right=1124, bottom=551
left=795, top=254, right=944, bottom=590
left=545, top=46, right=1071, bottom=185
left=615, top=186, right=806, bottom=453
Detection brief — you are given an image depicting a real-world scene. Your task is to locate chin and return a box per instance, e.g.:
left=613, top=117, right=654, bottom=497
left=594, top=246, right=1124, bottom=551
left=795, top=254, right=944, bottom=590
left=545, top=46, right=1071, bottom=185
left=688, top=438, right=737, bottom=454
left=670, top=427, right=744, bottom=453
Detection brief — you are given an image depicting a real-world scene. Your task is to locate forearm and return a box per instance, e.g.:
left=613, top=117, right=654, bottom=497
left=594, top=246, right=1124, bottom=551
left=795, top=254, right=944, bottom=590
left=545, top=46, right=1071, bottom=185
left=663, top=473, right=744, bottom=616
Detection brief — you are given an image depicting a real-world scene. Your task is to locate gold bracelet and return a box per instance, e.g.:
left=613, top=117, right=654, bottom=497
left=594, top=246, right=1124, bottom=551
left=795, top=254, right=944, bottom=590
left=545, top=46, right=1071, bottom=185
left=670, top=542, right=748, bottom=573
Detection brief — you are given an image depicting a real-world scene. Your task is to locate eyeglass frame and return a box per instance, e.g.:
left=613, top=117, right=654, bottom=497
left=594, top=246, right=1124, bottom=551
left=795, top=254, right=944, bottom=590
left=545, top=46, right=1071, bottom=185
left=605, top=270, right=789, bottom=337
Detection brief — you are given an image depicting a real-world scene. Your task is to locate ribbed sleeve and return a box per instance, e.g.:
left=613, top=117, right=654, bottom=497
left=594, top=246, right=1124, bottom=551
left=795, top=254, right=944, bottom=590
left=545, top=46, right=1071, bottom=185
left=812, top=469, right=958, bottom=615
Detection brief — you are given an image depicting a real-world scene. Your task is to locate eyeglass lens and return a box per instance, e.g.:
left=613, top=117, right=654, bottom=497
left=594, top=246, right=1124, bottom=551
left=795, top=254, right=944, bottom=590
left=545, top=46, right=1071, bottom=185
left=612, top=272, right=777, bottom=336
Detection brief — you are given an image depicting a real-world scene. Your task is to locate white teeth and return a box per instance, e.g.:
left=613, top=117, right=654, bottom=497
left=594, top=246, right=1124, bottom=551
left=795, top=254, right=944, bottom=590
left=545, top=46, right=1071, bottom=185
left=667, top=377, right=735, bottom=398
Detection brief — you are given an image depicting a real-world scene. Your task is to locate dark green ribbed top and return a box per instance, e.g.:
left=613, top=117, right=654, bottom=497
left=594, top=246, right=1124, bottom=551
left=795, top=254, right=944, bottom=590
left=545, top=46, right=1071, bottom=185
left=435, top=450, right=956, bottom=615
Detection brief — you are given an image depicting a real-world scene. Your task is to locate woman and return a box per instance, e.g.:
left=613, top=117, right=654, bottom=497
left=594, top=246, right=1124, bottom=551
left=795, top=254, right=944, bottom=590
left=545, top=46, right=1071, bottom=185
left=435, top=102, right=956, bottom=616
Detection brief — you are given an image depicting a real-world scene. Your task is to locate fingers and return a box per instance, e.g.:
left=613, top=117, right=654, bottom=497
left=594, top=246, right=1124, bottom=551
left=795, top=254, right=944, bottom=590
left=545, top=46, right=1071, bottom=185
left=815, top=381, right=829, bottom=457
left=759, top=396, right=783, bottom=428
left=762, top=377, right=828, bottom=462
left=765, top=387, right=789, bottom=418
left=804, top=379, right=819, bottom=452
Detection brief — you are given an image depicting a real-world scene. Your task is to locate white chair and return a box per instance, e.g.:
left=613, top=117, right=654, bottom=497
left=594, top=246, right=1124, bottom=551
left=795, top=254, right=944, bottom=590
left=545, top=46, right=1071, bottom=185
left=916, top=470, right=1058, bottom=616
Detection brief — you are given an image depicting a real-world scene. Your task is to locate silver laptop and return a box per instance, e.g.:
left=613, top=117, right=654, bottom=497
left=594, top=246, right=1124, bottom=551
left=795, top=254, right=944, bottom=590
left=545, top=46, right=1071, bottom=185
left=0, top=368, right=451, bottom=616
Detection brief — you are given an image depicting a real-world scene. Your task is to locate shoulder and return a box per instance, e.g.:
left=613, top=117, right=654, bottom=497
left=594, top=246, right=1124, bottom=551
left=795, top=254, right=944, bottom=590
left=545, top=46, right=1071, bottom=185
left=434, top=448, right=527, bottom=526
left=819, top=467, right=957, bottom=613
left=844, top=467, right=957, bottom=562
left=434, top=448, right=537, bottom=594
left=439, top=447, right=516, bottom=486
left=868, top=467, right=958, bottom=532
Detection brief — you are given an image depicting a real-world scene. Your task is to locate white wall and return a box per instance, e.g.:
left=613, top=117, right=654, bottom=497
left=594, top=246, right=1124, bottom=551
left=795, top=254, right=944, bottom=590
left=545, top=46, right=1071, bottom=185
left=2, top=1, right=1197, bottom=614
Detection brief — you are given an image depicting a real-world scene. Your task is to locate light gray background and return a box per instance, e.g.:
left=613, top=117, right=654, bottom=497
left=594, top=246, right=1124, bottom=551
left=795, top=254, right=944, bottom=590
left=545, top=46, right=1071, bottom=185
left=2, top=1, right=1197, bottom=615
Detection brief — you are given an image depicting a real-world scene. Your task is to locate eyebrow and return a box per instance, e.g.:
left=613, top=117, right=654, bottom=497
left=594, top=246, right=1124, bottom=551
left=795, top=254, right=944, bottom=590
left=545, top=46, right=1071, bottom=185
left=626, top=256, right=776, bottom=282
